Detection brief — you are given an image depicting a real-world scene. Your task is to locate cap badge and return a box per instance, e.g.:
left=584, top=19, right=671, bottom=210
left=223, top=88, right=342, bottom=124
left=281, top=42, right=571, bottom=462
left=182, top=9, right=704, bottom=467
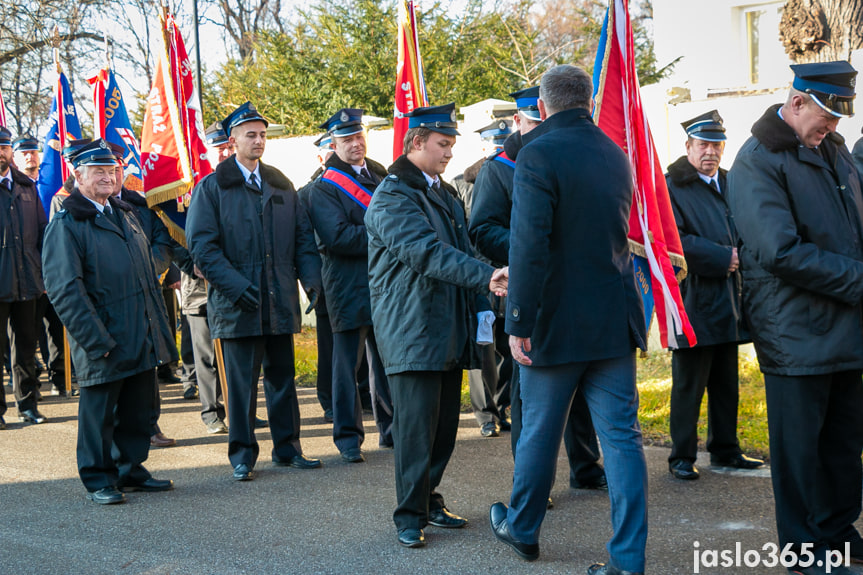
left=340, top=111, right=349, bottom=123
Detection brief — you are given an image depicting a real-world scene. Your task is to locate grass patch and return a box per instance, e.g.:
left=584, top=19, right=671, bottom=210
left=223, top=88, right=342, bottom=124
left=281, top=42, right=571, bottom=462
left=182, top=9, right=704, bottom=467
left=279, top=329, right=771, bottom=460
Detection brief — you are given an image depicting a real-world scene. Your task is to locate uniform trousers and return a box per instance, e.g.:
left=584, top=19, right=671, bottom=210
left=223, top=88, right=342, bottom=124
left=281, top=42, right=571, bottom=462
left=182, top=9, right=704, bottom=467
left=391, top=369, right=461, bottom=532
left=179, top=313, right=196, bottom=386
left=36, top=294, right=67, bottom=390
left=331, top=326, right=393, bottom=451
left=508, top=353, right=647, bottom=573
left=187, top=313, right=223, bottom=424
left=221, top=334, right=303, bottom=468
left=764, top=371, right=863, bottom=564
left=469, top=319, right=510, bottom=425
left=510, top=361, right=605, bottom=485
left=669, top=343, right=741, bottom=463
left=77, top=369, right=155, bottom=491
left=314, top=291, right=333, bottom=413
left=0, top=300, right=40, bottom=414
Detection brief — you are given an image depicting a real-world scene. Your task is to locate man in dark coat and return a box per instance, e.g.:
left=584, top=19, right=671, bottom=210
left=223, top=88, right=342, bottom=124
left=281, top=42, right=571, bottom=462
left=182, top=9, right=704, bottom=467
left=186, top=102, right=323, bottom=482
left=666, top=110, right=762, bottom=481
left=0, top=126, right=48, bottom=428
left=489, top=65, right=648, bottom=575
left=728, top=61, right=863, bottom=574
left=307, top=108, right=393, bottom=461
left=365, top=103, right=508, bottom=549
left=42, top=139, right=177, bottom=504
left=470, top=87, right=607, bottom=493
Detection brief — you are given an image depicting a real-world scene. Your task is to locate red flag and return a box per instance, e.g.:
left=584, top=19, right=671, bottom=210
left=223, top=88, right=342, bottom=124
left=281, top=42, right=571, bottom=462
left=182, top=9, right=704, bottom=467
left=140, top=9, right=211, bottom=210
left=393, top=1, right=428, bottom=161
left=592, top=0, right=696, bottom=349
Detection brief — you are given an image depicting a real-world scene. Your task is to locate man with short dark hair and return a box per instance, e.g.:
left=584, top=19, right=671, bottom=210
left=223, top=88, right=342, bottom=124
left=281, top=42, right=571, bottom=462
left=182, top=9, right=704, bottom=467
left=489, top=65, right=648, bottom=575
left=308, top=108, right=393, bottom=461
left=365, top=102, right=508, bottom=549
left=728, top=61, right=863, bottom=575
left=186, top=102, right=323, bottom=482
left=666, top=110, right=762, bottom=481
left=0, top=126, right=47, bottom=428
left=43, top=139, right=176, bottom=504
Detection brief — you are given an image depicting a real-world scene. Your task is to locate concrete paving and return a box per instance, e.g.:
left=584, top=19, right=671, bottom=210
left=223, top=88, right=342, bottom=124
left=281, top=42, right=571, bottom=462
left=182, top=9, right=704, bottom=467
left=1, top=377, right=861, bottom=575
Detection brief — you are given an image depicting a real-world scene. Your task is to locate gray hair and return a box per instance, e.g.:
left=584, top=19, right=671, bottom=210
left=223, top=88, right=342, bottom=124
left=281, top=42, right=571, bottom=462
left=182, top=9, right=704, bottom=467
left=539, top=65, right=593, bottom=116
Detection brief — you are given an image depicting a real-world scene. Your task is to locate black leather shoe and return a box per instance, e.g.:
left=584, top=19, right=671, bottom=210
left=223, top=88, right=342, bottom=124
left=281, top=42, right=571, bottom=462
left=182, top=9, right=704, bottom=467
left=119, top=477, right=174, bottom=492
left=499, top=411, right=511, bottom=431
left=571, top=474, right=608, bottom=490
left=588, top=562, right=643, bottom=575
left=489, top=502, right=539, bottom=561
left=481, top=421, right=499, bottom=438
left=710, top=453, right=764, bottom=469
left=669, top=459, right=699, bottom=480
left=0, top=416, right=5, bottom=430
left=19, top=408, right=47, bottom=424
left=254, top=417, right=268, bottom=428
left=547, top=497, right=554, bottom=509
left=341, top=448, right=365, bottom=463
left=323, top=409, right=334, bottom=423
left=273, top=454, right=322, bottom=469
left=397, top=528, right=425, bottom=548
left=87, top=486, right=126, bottom=505
left=232, top=463, right=254, bottom=481
left=429, top=507, right=467, bottom=528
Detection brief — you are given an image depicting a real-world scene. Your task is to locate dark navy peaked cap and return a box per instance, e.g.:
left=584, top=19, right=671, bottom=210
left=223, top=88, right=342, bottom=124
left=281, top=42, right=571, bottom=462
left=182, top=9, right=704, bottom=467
left=407, top=103, right=460, bottom=136
left=791, top=60, right=857, bottom=118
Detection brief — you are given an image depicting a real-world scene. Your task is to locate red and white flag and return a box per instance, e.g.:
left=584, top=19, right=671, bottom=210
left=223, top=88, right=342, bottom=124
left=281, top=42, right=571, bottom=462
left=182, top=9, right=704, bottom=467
left=392, top=0, right=428, bottom=161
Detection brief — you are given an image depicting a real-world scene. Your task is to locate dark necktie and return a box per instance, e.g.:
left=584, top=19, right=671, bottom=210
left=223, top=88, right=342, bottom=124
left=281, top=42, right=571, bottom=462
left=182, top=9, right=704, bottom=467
left=360, top=167, right=371, bottom=180
left=3, top=179, right=10, bottom=192
left=249, top=173, right=261, bottom=192
left=709, top=178, right=720, bottom=193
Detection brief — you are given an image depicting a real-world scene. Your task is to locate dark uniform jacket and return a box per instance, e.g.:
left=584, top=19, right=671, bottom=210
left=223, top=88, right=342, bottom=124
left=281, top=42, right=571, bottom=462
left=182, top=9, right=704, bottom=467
left=667, top=157, right=748, bottom=347
left=1, top=166, right=47, bottom=302
left=365, top=155, right=495, bottom=375
left=727, top=104, right=863, bottom=376
left=451, top=156, right=485, bottom=219
left=468, top=132, right=522, bottom=267
left=308, top=154, right=387, bottom=333
left=41, top=190, right=178, bottom=386
left=297, top=173, right=331, bottom=319
left=505, top=108, right=647, bottom=366
left=186, top=156, right=322, bottom=340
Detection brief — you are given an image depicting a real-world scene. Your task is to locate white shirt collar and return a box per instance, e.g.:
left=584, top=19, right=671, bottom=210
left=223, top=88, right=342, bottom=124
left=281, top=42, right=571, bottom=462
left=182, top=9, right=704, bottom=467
left=83, top=195, right=109, bottom=214
left=697, top=172, right=719, bottom=191
left=234, top=158, right=261, bottom=186
left=422, top=171, right=439, bottom=189
left=350, top=162, right=368, bottom=176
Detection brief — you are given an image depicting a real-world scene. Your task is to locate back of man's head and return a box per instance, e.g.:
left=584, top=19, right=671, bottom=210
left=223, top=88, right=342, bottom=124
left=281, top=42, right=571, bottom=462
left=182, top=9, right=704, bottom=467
left=539, top=65, right=593, bottom=117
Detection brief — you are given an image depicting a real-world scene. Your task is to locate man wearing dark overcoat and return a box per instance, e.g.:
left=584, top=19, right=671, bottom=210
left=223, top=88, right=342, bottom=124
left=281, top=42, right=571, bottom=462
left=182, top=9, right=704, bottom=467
left=666, top=110, right=762, bottom=481
left=307, top=108, right=393, bottom=461
left=186, top=102, right=323, bottom=482
left=728, top=61, right=863, bottom=574
left=0, top=126, right=48, bottom=428
left=365, top=103, right=508, bottom=549
left=489, top=65, right=648, bottom=575
left=42, top=139, right=176, bottom=504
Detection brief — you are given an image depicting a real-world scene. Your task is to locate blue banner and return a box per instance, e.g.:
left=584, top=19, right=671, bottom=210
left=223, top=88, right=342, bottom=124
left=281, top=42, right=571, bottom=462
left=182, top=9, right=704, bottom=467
left=37, top=73, right=81, bottom=219
left=101, top=70, right=142, bottom=188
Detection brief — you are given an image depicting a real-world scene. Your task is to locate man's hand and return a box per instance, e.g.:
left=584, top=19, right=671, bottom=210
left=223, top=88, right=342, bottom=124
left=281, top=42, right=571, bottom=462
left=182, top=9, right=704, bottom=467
left=728, top=247, right=739, bottom=273
left=167, top=281, right=181, bottom=290
left=509, top=335, right=532, bottom=366
left=304, top=287, right=320, bottom=314
left=490, top=267, right=509, bottom=297
left=237, top=285, right=260, bottom=312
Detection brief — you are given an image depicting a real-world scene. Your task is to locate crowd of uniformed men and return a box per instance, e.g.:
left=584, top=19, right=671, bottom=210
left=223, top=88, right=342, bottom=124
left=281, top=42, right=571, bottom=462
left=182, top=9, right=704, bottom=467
left=3, top=58, right=863, bottom=575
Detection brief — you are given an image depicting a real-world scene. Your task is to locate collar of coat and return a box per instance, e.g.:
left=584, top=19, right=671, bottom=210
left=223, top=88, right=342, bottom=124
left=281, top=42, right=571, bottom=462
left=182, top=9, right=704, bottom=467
left=387, top=154, right=458, bottom=198
left=667, top=155, right=727, bottom=187
left=119, top=187, right=148, bottom=208
left=502, top=130, right=524, bottom=162
left=62, top=188, right=133, bottom=220
left=215, top=155, right=292, bottom=190
left=521, top=107, right=593, bottom=148
left=9, top=166, right=34, bottom=188
left=324, top=152, right=388, bottom=179
left=752, top=103, right=845, bottom=152
left=462, top=157, right=486, bottom=184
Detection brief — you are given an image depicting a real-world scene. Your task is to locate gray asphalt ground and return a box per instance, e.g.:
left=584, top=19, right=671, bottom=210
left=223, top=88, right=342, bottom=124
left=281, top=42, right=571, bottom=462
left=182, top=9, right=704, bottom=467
left=1, top=374, right=862, bottom=575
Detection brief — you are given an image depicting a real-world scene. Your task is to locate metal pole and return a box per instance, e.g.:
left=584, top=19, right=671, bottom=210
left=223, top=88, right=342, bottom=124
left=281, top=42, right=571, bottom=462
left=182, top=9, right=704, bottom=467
left=192, top=0, right=203, bottom=107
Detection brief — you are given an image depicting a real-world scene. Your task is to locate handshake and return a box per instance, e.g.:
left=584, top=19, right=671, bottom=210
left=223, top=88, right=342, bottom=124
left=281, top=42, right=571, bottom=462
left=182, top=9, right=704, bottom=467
left=489, top=267, right=509, bottom=297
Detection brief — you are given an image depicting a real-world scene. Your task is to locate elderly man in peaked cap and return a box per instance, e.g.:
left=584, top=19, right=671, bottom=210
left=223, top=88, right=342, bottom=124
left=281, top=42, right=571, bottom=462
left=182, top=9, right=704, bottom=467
left=42, top=139, right=177, bottom=504
left=186, top=102, right=323, bottom=482
left=728, top=61, right=863, bottom=575
left=666, top=110, right=762, bottom=481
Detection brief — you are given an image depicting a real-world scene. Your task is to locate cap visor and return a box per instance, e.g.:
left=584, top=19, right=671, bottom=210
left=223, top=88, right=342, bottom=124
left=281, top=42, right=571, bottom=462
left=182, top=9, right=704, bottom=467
left=810, top=92, right=855, bottom=118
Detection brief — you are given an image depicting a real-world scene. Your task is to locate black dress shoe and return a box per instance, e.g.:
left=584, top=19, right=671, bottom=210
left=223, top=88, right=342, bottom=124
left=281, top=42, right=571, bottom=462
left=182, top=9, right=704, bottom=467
left=323, top=409, right=334, bottom=423
left=341, top=447, right=365, bottom=463
left=0, top=416, right=5, bottom=430
left=481, top=421, right=499, bottom=438
left=587, top=562, right=643, bottom=575
left=489, top=502, right=539, bottom=561
left=397, top=528, right=425, bottom=548
left=571, top=474, right=609, bottom=490
left=19, top=408, right=47, bottom=424
left=273, top=454, right=322, bottom=469
left=254, top=416, right=269, bottom=429
left=119, top=477, right=174, bottom=492
left=710, top=453, right=764, bottom=469
left=547, top=497, right=554, bottom=509
left=232, top=463, right=254, bottom=481
left=499, top=414, right=511, bottom=432
left=428, top=507, right=467, bottom=528
left=87, top=486, right=126, bottom=505
left=669, top=459, right=699, bottom=480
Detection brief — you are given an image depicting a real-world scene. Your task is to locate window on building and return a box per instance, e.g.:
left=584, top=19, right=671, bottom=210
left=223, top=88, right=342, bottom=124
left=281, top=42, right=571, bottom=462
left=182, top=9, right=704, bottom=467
left=740, top=2, right=787, bottom=87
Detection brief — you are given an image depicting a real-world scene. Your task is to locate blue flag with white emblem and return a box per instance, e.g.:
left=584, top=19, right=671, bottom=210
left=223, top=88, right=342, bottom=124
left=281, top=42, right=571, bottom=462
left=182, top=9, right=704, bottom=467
left=91, top=68, right=143, bottom=191
left=37, top=72, right=82, bottom=219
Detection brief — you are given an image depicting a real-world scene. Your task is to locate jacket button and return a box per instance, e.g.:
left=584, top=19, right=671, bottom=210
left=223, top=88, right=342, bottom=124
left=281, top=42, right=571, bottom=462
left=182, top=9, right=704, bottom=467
left=512, top=309, right=519, bottom=318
